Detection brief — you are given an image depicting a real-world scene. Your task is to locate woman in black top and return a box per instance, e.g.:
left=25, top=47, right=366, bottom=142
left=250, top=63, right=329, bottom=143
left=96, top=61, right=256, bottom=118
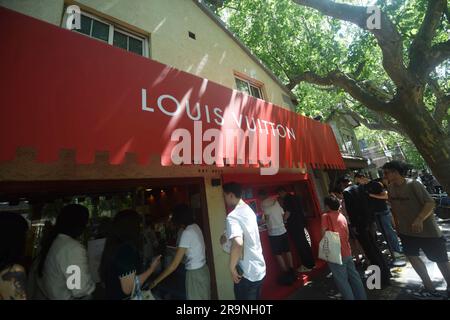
left=100, top=210, right=160, bottom=300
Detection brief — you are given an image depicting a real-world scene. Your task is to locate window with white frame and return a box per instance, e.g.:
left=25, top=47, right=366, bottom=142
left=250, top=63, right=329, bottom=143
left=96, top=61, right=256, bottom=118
left=66, top=10, right=148, bottom=57
left=235, top=77, right=263, bottom=99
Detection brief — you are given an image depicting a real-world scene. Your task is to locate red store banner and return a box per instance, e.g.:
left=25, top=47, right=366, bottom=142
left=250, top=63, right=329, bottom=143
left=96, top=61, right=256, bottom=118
left=0, top=7, right=345, bottom=170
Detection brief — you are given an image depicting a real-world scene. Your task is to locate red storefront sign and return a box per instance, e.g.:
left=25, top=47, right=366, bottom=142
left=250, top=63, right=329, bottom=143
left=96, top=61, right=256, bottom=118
left=0, top=7, right=345, bottom=170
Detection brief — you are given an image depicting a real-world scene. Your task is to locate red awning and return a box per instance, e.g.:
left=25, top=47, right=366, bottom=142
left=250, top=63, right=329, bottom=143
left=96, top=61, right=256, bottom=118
left=222, top=173, right=309, bottom=185
left=0, top=7, right=345, bottom=170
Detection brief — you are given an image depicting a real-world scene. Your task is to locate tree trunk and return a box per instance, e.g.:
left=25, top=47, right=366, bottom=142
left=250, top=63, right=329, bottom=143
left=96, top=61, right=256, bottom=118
left=416, top=136, right=450, bottom=194
left=393, top=101, right=450, bottom=193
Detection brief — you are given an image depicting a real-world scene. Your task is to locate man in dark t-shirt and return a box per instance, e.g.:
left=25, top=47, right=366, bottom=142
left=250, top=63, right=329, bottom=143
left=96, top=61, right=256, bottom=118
left=366, top=179, right=403, bottom=259
left=277, top=187, right=315, bottom=271
left=343, top=174, right=392, bottom=286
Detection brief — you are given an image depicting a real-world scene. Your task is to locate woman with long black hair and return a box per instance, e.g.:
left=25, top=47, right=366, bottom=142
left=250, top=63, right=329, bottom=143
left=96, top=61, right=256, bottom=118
left=150, top=204, right=210, bottom=300
left=100, top=209, right=160, bottom=300
left=0, top=212, right=29, bottom=300
left=33, top=204, right=95, bottom=299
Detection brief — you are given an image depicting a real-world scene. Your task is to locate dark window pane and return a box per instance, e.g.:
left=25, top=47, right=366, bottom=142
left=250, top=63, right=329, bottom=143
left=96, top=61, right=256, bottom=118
left=235, top=78, right=250, bottom=94
left=113, top=31, right=128, bottom=50
left=91, top=20, right=109, bottom=42
left=250, top=85, right=262, bottom=99
left=76, top=14, right=91, bottom=35
left=129, top=37, right=143, bottom=55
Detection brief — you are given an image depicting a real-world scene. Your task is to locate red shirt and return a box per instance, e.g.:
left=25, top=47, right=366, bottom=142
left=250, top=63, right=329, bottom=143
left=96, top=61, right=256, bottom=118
left=321, top=210, right=352, bottom=258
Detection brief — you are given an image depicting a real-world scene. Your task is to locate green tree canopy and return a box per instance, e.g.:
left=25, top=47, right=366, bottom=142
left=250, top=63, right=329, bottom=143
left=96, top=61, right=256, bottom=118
left=206, top=0, right=450, bottom=191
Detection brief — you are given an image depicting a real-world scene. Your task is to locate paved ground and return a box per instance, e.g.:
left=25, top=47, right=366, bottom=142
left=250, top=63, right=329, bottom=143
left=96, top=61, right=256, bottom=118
left=289, top=218, right=450, bottom=300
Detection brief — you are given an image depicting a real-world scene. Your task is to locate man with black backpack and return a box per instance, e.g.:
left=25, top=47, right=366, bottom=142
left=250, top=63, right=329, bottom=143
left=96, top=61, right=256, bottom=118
left=343, top=173, right=392, bottom=288
left=276, top=187, right=315, bottom=273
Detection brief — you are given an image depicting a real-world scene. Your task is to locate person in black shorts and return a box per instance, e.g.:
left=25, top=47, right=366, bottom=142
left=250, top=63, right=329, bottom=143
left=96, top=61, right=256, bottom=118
left=383, top=161, right=450, bottom=299
left=258, top=189, right=295, bottom=285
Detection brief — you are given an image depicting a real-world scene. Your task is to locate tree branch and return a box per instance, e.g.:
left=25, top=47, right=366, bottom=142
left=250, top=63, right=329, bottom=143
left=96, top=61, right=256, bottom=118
left=428, top=77, right=450, bottom=124
left=299, top=15, right=315, bottom=44
left=351, top=61, right=366, bottom=80
left=341, top=98, right=406, bottom=135
left=339, top=106, right=405, bottom=135
left=410, top=0, right=447, bottom=69
left=436, top=94, right=450, bottom=122
left=415, top=0, right=446, bottom=45
left=287, top=70, right=389, bottom=113
left=292, top=0, right=411, bottom=88
left=375, top=112, right=407, bottom=136
left=408, top=0, right=448, bottom=78
left=427, top=40, right=450, bottom=71
left=268, top=52, right=291, bottom=82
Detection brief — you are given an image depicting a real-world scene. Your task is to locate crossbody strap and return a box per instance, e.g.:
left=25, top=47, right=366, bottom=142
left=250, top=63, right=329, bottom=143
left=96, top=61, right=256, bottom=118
left=325, top=213, right=335, bottom=232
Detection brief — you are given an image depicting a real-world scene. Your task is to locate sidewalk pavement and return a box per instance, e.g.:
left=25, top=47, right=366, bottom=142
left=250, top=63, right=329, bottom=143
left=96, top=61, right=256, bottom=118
left=288, top=218, right=450, bottom=300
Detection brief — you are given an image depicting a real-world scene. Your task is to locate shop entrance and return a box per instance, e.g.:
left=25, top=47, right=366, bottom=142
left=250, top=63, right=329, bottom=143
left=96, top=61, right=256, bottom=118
left=0, top=178, right=217, bottom=299
left=222, top=173, right=324, bottom=300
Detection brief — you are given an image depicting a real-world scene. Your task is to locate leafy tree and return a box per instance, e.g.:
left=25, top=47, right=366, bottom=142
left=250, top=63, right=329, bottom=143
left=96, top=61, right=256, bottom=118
left=208, top=0, right=450, bottom=191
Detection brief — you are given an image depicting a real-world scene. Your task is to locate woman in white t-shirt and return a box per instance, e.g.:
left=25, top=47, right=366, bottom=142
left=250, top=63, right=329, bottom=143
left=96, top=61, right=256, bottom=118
left=150, top=204, right=210, bottom=300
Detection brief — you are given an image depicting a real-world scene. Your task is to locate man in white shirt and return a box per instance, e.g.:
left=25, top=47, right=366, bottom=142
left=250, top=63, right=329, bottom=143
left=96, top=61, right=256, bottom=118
left=222, top=182, right=266, bottom=300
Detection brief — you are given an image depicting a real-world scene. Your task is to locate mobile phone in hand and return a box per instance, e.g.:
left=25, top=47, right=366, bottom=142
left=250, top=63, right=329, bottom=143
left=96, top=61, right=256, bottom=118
left=236, top=264, right=243, bottom=276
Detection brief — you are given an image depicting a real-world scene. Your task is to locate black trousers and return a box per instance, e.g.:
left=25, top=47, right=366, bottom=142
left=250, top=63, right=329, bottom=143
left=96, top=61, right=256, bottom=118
left=355, top=225, right=392, bottom=283
left=287, top=221, right=315, bottom=269
left=234, top=277, right=264, bottom=300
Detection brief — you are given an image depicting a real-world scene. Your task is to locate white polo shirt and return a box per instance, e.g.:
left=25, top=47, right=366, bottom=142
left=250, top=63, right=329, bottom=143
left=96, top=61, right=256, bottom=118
left=226, top=200, right=266, bottom=282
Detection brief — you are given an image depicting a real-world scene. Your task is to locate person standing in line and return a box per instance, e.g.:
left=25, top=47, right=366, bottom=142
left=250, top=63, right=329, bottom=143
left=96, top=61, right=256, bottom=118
left=34, top=204, right=96, bottom=300
left=222, top=182, right=266, bottom=300
left=276, top=187, right=315, bottom=273
left=343, top=174, right=392, bottom=287
left=258, top=189, right=295, bottom=285
left=0, top=212, right=29, bottom=300
left=329, top=183, right=366, bottom=266
left=151, top=204, right=211, bottom=300
left=100, top=210, right=160, bottom=300
left=366, top=178, right=404, bottom=261
left=321, top=196, right=367, bottom=300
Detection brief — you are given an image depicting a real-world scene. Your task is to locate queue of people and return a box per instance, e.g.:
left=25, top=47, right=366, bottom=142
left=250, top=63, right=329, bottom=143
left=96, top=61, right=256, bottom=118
left=1, top=161, right=448, bottom=300
left=325, top=160, right=449, bottom=300
left=220, top=182, right=317, bottom=298
left=0, top=203, right=211, bottom=300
